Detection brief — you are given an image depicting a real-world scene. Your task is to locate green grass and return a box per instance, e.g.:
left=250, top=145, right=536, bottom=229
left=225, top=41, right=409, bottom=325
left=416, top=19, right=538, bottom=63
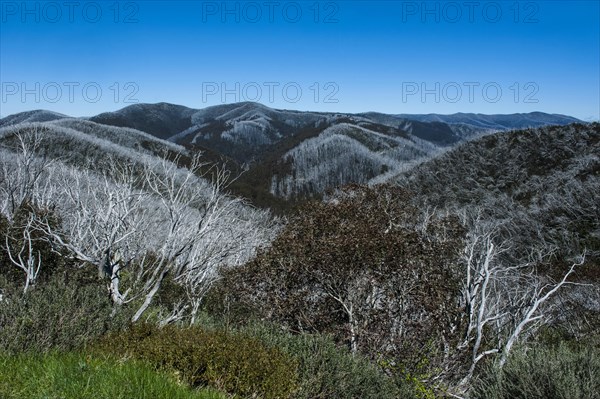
left=0, top=352, right=227, bottom=399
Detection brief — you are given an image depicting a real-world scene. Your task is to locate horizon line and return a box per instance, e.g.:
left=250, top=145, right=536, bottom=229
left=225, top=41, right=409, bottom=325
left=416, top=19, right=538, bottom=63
left=0, top=101, right=592, bottom=122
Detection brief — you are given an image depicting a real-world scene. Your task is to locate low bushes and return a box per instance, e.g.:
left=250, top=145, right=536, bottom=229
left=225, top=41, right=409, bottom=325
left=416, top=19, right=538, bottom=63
left=235, top=322, right=405, bottom=399
left=0, top=271, right=128, bottom=354
left=471, top=343, right=600, bottom=399
left=94, top=323, right=298, bottom=399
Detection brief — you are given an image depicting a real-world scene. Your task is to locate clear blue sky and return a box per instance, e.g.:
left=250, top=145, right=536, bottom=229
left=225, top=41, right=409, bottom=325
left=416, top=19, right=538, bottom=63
left=1, top=1, right=599, bottom=120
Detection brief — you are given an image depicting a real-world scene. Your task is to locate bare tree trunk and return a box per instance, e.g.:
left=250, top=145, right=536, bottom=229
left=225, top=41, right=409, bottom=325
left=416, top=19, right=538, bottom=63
left=131, top=267, right=169, bottom=322
left=348, top=307, right=359, bottom=354
left=457, top=214, right=587, bottom=384
left=4, top=214, right=42, bottom=294
left=498, top=255, right=585, bottom=367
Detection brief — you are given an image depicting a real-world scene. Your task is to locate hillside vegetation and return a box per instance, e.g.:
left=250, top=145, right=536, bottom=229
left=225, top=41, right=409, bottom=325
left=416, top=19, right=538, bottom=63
left=1, top=104, right=581, bottom=210
left=215, top=122, right=600, bottom=395
left=0, top=119, right=597, bottom=398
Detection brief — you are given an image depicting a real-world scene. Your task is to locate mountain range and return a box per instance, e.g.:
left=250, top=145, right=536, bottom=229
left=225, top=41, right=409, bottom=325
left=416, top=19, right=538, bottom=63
left=0, top=102, right=582, bottom=211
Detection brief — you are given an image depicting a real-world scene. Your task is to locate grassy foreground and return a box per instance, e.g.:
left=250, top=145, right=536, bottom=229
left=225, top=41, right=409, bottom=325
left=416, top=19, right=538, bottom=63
left=0, top=352, right=227, bottom=399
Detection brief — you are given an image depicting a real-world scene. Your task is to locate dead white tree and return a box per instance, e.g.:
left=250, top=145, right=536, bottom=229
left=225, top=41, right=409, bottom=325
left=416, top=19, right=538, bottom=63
left=38, top=160, right=149, bottom=305
left=497, top=254, right=586, bottom=367
left=130, top=154, right=247, bottom=322
left=458, top=213, right=587, bottom=384
left=0, top=125, right=54, bottom=220
left=0, top=126, right=59, bottom=294
left=4, top=212, right=42, bottom=294
left=1, top=127, right=275, bottom=323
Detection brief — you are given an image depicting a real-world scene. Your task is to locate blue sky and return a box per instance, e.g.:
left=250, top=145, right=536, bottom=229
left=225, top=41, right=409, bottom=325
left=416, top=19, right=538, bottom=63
left=1, top=0, right=599, bottom=120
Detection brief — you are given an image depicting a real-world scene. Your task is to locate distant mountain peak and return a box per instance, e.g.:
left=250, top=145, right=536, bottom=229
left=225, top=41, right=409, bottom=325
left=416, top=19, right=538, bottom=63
left=0, top=109, right=70, bottom=127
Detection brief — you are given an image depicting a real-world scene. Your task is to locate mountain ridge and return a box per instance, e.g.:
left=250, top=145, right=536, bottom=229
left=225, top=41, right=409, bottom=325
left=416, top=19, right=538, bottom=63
left=0, top=103, right=584, bottom=210
left=2, top=103, right=582, bottom=139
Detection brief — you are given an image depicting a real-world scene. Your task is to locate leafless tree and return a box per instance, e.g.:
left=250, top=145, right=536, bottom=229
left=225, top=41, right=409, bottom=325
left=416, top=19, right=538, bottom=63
left=34, top=160, right=148, bottom=305
left=457, top=208, right=588, bottom=384
left=128, top=154, right=249, bottom=322
left=34, top=151, right=274, bottom=323
left=4, top=212, right=41, bottom=294
left=0, top=125, right=54, bottom=220
left=0, top=126, right=274, bottom=322
left=0, top=127, right=58, bottom=294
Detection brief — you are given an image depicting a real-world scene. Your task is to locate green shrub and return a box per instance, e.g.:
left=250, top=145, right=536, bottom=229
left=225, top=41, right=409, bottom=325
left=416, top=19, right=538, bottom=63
left=189, top=313, right=416, bottom=399
left=236, top=322, right=408, bottom=399
left=94, top=323, right=298, bottom=398
left=0, top=272, right=128, bottom=353
left=471, top=343, right=600, bottom=399
left=0, top=352, right=226, bottom=399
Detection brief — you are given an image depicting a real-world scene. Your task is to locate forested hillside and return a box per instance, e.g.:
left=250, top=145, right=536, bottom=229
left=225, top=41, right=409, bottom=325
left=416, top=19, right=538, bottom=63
left=398, top=122, right=600, bottom=290
left=0, top=121, right=275, bottom=324
left=2, top=104, right=581, bottom=211
left=0, top=115, right=597, bottom=398
left=214, top=122, right=600, bottom=396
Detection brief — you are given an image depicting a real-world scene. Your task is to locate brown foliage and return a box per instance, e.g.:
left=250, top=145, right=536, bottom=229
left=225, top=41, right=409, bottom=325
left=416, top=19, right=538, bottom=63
left=215, top=184, right=465, bottom=371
